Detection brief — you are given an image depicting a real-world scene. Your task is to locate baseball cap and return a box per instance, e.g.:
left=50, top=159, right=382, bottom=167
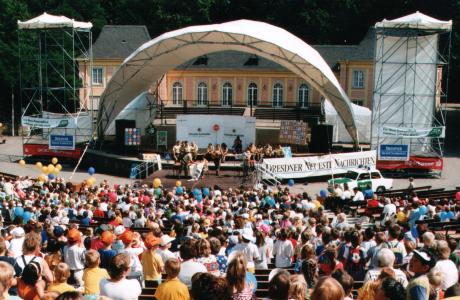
left=67, top=228, right=81, bottom=243
left=101, top=231, right=114, bottom=245
left=144, top=233, right=161, bottom=249
left=412, top=250, right=436, bottom=268
left=160, top=235, right=175, bottom=247
left=119, top=230, right=134, bottom=245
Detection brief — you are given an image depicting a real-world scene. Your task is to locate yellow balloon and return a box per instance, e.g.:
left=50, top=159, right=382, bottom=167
left=36, top=162, right=43, bottom=169
left=42, top=166, right=49, bottom=174
left=51, top=157, right=58, bottom=165
left=19, top=159, right=26, bottom=166
left=87, top=176, right=96, bottom=185
left=47, top=164, right=55, bottom=173
left=52, top=168, right=59, bottom=175
left=176, top=180, right=182, bottom=187
left=38, top=174, right=46, bottom=182
left=55, top=164, right=62, bottom=171
left=153, top=178, right=161, bottom=188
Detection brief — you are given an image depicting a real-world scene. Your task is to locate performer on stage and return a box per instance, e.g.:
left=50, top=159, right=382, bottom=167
left=232, top=136, right=242, bottom=153
left=172, top=141, right=181, bottom=163
left=213, top=144, right=223, bottom=176
left=205, top=143, right=214, bottom=161
left=221, top=143, right=228, bottom=162
left=190, top=142, right=198, bottom=160
left=242, top=149, right=252, bottom=177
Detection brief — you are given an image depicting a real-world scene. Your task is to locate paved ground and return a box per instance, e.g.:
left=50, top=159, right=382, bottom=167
left=0, top=136, right=459, bottom=195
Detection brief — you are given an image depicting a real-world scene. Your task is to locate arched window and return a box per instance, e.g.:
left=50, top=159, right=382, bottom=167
left=222, top=82, right=233, bottom=106
left=272, top=83, right=283, bottom=107
left=247, top=82, right=258, bottom=106
left=172, top=82, right=183, bottom=105
left=197, top=82, right=208, bottom=106
left=298, top=84, right=309, bottom=108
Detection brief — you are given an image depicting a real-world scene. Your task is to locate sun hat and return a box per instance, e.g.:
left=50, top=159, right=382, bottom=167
left=144, top=233, right=161, bottom=249
left=67, top=228, right=81, bottom=243
left=101, top=231, right=114, bottom=245
left=160, top=235, right=175, bottom=247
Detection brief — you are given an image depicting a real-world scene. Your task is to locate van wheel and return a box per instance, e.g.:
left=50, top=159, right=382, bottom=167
left=376, top=186, right=385, bottom=193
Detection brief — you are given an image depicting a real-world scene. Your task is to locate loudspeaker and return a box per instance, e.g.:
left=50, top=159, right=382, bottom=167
left=310, top=124, right=333, bottom=153
left=115, top=119, right=136, bottom=146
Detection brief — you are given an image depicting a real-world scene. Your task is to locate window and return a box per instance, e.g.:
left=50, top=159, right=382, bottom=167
left=272, top=83, right=283, bottom=107
left=197, top=82, right=208, bottom=106
left=92, top=67, right=103, bottom=85
left=89, top=96, right=100, bottom=111
left=247, top=83, right=258, bottom=106
left=371, top=172, right=381, bottom=179
left=298, top=84, right=309, bottom=108
left=352, top=70, right=365, bottom=89
left=172, top=82, right=183, bottom=105
left=222, top=82, right=233, bottom=106
left=358, top=173, right=370, bottom=180
left=352, top=99, right=364, bottom=106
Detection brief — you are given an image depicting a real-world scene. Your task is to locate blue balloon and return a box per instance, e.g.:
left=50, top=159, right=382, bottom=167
left=176, top=186, right=184, bottom=195
left=419, top=206, right=428, bottom=215
left=320, top=189, right=328, bottom=198
left=288, top=179, right=295, bottom=187
left=88, top=167, right=96, bottom=175
left=48, top=173, right=55, bottom=180
left=202, top=187, right=210, bottom=197
left=193, top=188, right=201, bottom=196
left=196, top=194, right=203, bottom=202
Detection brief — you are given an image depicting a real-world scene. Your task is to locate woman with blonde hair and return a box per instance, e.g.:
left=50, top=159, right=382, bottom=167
left=226, top=252, right=256, bottom=300
left=311, top=277, right=345, bottom=300
left=357, top=267, right=395, bottom=300
left=288, top=274, right=308, bottom=300
left=196, top=238, right=220, bottom=276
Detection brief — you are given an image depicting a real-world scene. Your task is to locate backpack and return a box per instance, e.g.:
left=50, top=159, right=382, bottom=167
left=384, top=241, right=404, bottom=265
left=345, top=246, right=365, bottom=280
left=14, top=255, right=37, bottom=277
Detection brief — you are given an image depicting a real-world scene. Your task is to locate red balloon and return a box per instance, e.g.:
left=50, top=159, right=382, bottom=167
left=455, top=191, right=460, bottom=201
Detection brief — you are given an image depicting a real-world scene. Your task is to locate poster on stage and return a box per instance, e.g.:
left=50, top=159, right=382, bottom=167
left=157, top=131, right=167, bottom=147
left=176, top=114, right=256, bottom=149
left=261, top=150, right=376, bottom=179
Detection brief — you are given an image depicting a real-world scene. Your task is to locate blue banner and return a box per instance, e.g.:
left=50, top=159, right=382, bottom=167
left=49, top=135, right=75, bottom=150
left=378, top=144, right=409, bottom=161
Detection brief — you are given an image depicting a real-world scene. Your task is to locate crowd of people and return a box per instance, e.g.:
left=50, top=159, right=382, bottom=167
left=172, top=137, right=285, bottom=178
left=0, top=174, right=458, bottom=300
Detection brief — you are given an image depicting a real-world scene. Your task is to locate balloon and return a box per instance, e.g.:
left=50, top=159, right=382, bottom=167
left=456, top=191, right=460, bottom=201
left=42, top=166, right=49, bottom=174
left=38, top=174, right=47, bottom=182
left=87, top=176, right=96, bottom=185
left=51, top=157, right=58, bottom=165
left=19, top=159, right=25, bottom=166
left=88, top=167, right=96, bottom=176
left=176, top=186, right=184, bottom=195
left=419, top=206, right=428, bottom=215
left=47, top=164, right=55, bottom=173
left=52, top=167, right=59, bottom=175
left=35, top=162, right=43, bottom=169
left=288, top=179, right=295, bottom=187
left=196, top=194, right=203, bottom=202
left=48, top=173, right=55, bottom=180
left=176, top=180, right=182, bottom=187
left=154, top=188, right=162, bottom=196
left=193, top=188, right=201, bottom=196
left=55, top=164, right=62, bottom=171
left=153, top=178, right=161, bottom=188
left=202, top=187, right=210, bottom=197
left=320, top=189, right=328, bottom=198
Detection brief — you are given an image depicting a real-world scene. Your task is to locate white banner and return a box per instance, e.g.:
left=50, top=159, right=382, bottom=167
left=261, top=150, right=376, bottom=179
left=176, top=114, right=256, bottom=149
left=381, top=126, right=445, bottom=138
left=22, top=115, right=77, bottom=129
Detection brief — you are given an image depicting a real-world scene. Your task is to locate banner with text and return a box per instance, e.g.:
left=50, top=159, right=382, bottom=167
left=261, top=150, right=376, bottom=179
left=381, top=126, right=445, bottom=138
left=22, top=115, right=77, bottom=129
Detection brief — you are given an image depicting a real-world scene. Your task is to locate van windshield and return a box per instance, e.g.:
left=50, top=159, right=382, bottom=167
left=344, top=171, right=359, bottom=180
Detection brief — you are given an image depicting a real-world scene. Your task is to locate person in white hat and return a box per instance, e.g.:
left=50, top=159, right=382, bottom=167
left=232, top=230, right=259, bottom=273
left=157, top=234, right=176, bottom=264
left=8, top=227, right=25, bottom=258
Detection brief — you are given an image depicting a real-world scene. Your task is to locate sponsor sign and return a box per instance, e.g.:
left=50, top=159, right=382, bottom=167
left=261, top=150, right=376, bottom=179
left=49, top=135, right=75, bottom=150
left=377, top=156, right=443, bottom=171
left=124, top=128, right=141, bottom=146
left=23, top=144, right=82, bottom=159
left=381, top=126, right=445, bottom=138
left=157, top=131, right=168, bottom=147
left=22, top=116, right=77, bottom=128
left=378, top=144, right=409, bottom=161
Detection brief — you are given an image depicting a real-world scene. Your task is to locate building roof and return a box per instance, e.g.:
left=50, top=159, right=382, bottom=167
left=175, top=28, right=375, bottom=70
left=92, top=25, right=151, bottom=59
left=312, top=28, right=375, bottom=67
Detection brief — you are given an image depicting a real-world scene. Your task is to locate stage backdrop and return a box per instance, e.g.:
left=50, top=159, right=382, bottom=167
left=176, top=114, right=256, bottom=149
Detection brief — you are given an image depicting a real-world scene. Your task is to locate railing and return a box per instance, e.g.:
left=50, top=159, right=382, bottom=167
left=129, top=160, right=160, bottom=179
left=255, top=162, right=280, bottom=186
left=157, top=99, right=324, bottom=123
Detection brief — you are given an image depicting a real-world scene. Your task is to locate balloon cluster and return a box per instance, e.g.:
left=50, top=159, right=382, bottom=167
left=86, top=167, right=97, bottom=186
left=31, top=157, right=62, bottom=182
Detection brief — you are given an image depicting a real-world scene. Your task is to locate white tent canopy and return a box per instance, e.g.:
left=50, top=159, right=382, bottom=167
left=97, top=19, right=359, bottom=144
left=324, top=100, right=371, bottom=144
left=18, top=12, right=92, bottom=30
left=376, top=11, right=452, bottom=31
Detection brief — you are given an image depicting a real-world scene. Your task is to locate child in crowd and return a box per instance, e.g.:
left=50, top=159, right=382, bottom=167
left=63, top=228, right=86, bottom=287
left=0, top=261, right=20, bottom=300
left=98, top=231, right=116, bottom=269
left=47, top=262, right=76, bottom=294
left=141, top=233, right=163, bottom=287
left=83, top=250, right=109, bottom=296
left=154, top=258, right=190, bottom=300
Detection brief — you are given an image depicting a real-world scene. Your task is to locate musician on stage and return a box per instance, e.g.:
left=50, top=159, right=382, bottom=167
left=242, top=149, right=252, bottom=177
left=172, top=140, right=181, bottom=163
left=213, top=144, right=223, bottom=176
left=205, top=143, right=214, bottom=161
left=190, top=142, right=199, bottom=160
left=221, top=143, right=228, bottom=162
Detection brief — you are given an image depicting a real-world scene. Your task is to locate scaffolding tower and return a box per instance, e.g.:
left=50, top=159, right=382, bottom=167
left=371, top=12, right=452, bottom=174
left=18, top=13, right=93, bottom=157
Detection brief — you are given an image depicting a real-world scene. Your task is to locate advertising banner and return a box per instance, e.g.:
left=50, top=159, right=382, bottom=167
left=124, top=128, right=141, bottom=146
left=23, top=144, right=82, bottom=159
left=49, top=135, right=75, bottom=150
left=381, top=126, right=445, bottom=138
left=378, top=144, right=409, bottom=161
left=261, top=150, right=376, bottom=179
left=377, top=156, right=443, bottom=171
left=22, top=115, right=77, bottom=128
